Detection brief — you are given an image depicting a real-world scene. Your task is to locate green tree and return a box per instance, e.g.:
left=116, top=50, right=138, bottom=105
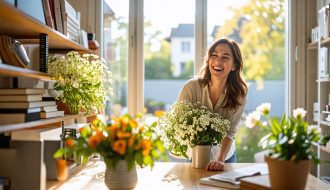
left=216, top=0, right=285, bottom=83
left=145, top=40, right=173, bottom=79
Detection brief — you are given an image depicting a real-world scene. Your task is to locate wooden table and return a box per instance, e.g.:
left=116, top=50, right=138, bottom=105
left=47, top=161, right=330, bottom=190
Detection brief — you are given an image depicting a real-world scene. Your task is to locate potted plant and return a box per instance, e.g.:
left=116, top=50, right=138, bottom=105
left=158, top=100, right=230, bottom=168
left=245, top=103, right=325, bottom=190
left=54, top=114, right=167, bottom=189
left=48, top=51, right=112, bottom=114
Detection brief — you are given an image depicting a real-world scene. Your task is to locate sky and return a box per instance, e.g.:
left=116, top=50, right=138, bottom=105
left=105, top=0, right=248, bottom=38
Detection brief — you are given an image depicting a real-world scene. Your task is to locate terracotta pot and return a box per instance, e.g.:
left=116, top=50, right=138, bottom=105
left=192, top=145, right=211, bottom=169
left=57, top=101, right=79, bottom=114
left=265, top=156, right=310, bottom=190
left=104, top=160, right=137, bottom=190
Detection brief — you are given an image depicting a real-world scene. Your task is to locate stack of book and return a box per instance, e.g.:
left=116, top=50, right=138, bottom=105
left=0, top=88, right=63, bottom=125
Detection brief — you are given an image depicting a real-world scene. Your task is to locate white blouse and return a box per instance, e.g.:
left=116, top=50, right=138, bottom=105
left=177, top=78, right=246, bottom=160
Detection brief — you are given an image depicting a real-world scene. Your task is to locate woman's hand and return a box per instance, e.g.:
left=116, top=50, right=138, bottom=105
left=206, top=160, right=225, bottom=171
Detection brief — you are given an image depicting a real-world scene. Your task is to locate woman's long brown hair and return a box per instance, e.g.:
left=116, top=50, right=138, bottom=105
left=199, top=38, right=247, bottom=110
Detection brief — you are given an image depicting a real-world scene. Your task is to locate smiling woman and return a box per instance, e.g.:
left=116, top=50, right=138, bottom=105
left=176, top=38, right=247, bottom=171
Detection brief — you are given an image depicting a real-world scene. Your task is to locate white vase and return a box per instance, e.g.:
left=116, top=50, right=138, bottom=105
left=104, top=160, right=138, bottom=190
left=192, top=145, right=211, bottom=169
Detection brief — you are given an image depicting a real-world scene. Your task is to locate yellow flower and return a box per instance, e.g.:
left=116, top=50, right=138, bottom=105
left=129, top=120, right=138, bottom=128
left=113, top=139, right=126, bottom=155
left=154, top=110, right=164, bottom=117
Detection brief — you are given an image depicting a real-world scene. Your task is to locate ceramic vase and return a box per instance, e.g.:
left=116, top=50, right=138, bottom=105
left=104, top=160, right=138, bottom=190
left=192, top=145, right=211, bottom=169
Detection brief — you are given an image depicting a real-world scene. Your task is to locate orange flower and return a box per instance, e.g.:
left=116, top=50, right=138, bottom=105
left=134, top=143, right=142, bottom=150
left=117, top=131, right=131, bottom=138
left=120, top=116, right=129, bottom=130
left=154, top=110, right=164, bottom=117
left=128, top=135, right=137, bottom=147
left=139, top=126, right=145, bottom=132
left=141, top=139, right=152, bottom=156
left=65, top=138, right=75, bottom=148
left=108, top=124, right=118, bottom=132
left=113, top=139, right=126, bottom=155
left=88, top=133, right=104, bottom=148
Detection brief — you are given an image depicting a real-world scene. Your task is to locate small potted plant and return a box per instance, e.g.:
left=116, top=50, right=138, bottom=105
left=54, top=114, right=167, bottom=189
left=158, top=100, right=230, bottom=168
left=48, top=51, right=112, bottom=114
left=245, top=103, right=327, bottom=190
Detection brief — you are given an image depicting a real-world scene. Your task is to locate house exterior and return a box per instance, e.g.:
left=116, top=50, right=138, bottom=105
left=168, top=24, right=195, bottom=77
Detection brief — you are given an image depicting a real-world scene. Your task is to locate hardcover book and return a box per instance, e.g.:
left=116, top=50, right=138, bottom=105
left=0, top=94, right=43, bottom=102
left=0, top=112, right=40, bottom=125
left=0, top=88, right=46, bottom=95
left=0, top=107, right=41, bottom=114
left=0, top=101, right=56, bottom=109
left=40, top=110, right=64, bottom=119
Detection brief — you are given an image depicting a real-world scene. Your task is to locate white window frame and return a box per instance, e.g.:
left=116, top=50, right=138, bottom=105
left=127, top=0, right=291, bottom=120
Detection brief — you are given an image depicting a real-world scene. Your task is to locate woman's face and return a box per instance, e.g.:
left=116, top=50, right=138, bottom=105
left=208, top=43, right=235, bottom=82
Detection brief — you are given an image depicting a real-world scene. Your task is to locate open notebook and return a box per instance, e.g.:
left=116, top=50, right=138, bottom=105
left=199, top=164, right=269, bottom=189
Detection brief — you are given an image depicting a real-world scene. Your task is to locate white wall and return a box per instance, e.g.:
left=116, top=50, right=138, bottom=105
left=170, top=37, right=195, bottom=76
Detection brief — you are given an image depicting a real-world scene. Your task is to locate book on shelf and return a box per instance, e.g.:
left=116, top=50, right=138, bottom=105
left=0, top=88, right=46, bottom=95
left=41, top=105, right=58, bottom=112
left=41, top=0, right=54, bottom=28
left=0, top=36, right=28, bottom=69
left=0, top=94, right=43, bottom=102
left=239, top=175, right=271, bottom=190
left=40, top=110, right=64, bottom=119
left=0, top=101, right=56, bottom=109
left=0, top=107, right=41, bottom=114
left=0, top=112, right=40, bottom=125
left=200, top=164, right=268, bottom=189
left=53, top=0, right=64, bottom=33
left=39, top=33, right=48, bottom=72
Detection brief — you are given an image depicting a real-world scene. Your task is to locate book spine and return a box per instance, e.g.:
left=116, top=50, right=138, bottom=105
left=42, top=0, right=54, bottom=28
left=39, top=33, right=48, bottom=73
left=54, top=0, right=64, bottom=33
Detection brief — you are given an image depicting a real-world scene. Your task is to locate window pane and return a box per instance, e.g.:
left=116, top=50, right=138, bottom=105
left=208, top=0, right=286, bottom=162
left=144, top=0, right=195, bottom=118
left=103, top=0, right=129, bottom=116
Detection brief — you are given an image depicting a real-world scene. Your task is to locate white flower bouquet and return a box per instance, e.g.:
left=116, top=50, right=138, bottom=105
left=158, top=101, right=230, bottom=158
left=48, top=51, right=112, bottom=113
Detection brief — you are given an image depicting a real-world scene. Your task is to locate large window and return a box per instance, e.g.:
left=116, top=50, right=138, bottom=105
left=105, top=0, right=287, bottom=162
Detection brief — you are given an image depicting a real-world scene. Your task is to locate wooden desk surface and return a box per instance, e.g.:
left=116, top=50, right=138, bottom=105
left=47, top=162, right=329, bottom=190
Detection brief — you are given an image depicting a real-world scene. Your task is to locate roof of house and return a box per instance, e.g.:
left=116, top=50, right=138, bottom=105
left=170, top=24, right=194, bottom=38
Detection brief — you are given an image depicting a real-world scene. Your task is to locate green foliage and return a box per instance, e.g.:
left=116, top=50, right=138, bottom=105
left=216, top=0, right=285, bottom=82
left=246, top=103, right=322, bottom=164
left=54, top=115, right=167, bottom=170
left=235, top=125, right=268, bottom=162
left=176, top=60, right=194, bottom=79
left=48, top=51, right=112, bottom=113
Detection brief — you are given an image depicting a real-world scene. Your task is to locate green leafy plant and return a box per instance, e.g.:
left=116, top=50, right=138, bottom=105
left=48, top=51, right=112, bottom=113
left=245, top=103, right=324, bottom=164
left=158, top=100, right=230, bottom=158
left=54, top=114, right=167, bottom=170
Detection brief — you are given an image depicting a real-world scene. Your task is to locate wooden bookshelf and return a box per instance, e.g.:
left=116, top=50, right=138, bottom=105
left=0, top=1, right=93, bottom=54
left=0, top=63, right=52, bottom=81
left=308, top=42, right=317, bottom=50
left=322, top=37, right=330, bottom=48
left=0, top=113, right=97, bottom=133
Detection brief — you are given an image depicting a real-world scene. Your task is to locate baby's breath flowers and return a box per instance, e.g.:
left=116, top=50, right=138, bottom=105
left=158, top=100, right=230, bottom=159
left=48, top=51, right=112, bottom=114
left=246, top=102, right=322, bottom=163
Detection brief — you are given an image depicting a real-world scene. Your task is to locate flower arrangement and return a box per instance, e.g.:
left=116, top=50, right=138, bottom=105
left=48, top=51, right=112, bottom=114
left=158, top=100, right=230, bottom=159
left=54, top=114, right=167, bottom=170
left=245, top=103, right=322, bottom=163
